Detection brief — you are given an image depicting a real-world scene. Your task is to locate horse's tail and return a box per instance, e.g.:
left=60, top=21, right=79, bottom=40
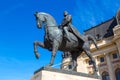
left=87, top=35, right=99, bottom=49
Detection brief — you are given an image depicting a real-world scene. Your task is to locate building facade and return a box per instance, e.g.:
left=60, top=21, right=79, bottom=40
left=61, top=9, right=120, bottom=80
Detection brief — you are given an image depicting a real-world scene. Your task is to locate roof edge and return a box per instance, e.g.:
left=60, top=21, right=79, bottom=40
left=84, top=16, right=115, bottom=32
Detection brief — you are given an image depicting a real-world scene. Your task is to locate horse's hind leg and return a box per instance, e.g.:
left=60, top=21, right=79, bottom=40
left=70, top=52, right=80, bottom=71
left=34, top=41, right=45, bottom=59
left=83, top=45, right=98, bottom=72
left=48, top=40, right=59, bottom=66
left=70, top=60, right=77, bottom=71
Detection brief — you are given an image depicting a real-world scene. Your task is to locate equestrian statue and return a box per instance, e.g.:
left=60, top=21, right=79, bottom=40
left=33, top=11, right=99, bottom=73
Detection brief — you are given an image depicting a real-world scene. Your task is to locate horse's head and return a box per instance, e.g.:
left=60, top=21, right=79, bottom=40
left=34, top=12, right=45, bottom=29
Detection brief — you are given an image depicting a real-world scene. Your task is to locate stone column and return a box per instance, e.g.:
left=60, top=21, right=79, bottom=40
left=105, top=53, right=116, bottom=80
left=116, top=41, right=120, bottom=56
left=113, top=25, right=120, bottom=57
left=95, top=57, right=100, bottom=75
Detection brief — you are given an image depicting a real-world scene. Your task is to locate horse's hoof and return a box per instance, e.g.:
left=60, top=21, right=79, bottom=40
left=35, top=53, right=40, bottom=59
left=95, top=68, right=98, bottom=72
left=93, top=72, right=98, bottom=76
left=46, top=64, right=52, bottom=68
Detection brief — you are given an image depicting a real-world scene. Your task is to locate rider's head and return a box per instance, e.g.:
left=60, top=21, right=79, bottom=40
left=64, top=11, right=68, bottom=17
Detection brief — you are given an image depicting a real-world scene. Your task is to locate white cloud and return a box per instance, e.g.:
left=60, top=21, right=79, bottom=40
left=72, top=0, right=120, bottom=32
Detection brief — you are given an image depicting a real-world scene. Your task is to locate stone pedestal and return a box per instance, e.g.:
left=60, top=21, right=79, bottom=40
left=31, top=67, right=100, bottom=80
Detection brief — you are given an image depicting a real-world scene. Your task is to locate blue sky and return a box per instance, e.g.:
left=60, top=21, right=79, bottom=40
left=0, top=0, right=120, bottom=80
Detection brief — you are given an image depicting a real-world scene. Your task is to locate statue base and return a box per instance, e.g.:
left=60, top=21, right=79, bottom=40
left=31, top=67, right=100, bottom=80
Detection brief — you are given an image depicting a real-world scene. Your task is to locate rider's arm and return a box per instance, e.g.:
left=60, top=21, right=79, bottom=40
left=61, top=15, right=71, bottom=26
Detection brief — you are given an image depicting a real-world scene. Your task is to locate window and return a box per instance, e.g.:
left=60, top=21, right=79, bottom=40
left=115, top=68, right=120, bottom=80
left=112, top=53, right=118, bottom=59
left=88, top=60, right=92, bottom=65
left=68, top=65, right=72, bottom=69
left=96, top=34, right=101, bottom=40
left=100, top=57, right=104, bottom=62
left=102, top=71, right=110, bottom=80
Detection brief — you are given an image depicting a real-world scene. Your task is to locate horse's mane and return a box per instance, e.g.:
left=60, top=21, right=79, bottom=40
left=39, top=12, right=58, bottom=26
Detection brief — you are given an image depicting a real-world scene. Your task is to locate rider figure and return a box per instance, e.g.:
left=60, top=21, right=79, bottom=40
left=60, top=11, right=72, bottom=41
left=60, top=11, right=84, bottom=42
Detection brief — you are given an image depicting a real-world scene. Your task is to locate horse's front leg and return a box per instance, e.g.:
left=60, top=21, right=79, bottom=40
left=34, top=41, right=45, bottom=59
left=48, top=40, right=59, bottom=66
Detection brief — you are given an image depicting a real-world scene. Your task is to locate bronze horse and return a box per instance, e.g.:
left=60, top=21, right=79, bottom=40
left=33, top=12, right=98, bottom=72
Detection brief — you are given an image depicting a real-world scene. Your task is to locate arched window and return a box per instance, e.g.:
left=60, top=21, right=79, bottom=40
left=115, top=68, right=120, bottom=80
left=102, top=71, right=110, bottom=80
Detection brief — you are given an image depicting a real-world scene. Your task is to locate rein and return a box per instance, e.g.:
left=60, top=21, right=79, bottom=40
left=46, top=25, right=58, bottom=29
